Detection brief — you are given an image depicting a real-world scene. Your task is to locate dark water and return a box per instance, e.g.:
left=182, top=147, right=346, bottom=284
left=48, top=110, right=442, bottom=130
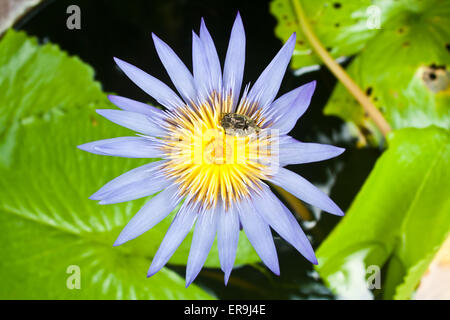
left=16, top=0, right=381, bottom=299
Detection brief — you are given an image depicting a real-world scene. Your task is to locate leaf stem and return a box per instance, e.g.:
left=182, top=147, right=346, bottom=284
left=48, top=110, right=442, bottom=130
left=290, top=0, right=392, bottom=137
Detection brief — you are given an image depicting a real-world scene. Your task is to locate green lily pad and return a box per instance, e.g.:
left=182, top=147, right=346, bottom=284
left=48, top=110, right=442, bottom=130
left=315, top=126, right=450, bottom=299
left=0, top=29, right=107, bottom=166
left=271, top=0, right=450, bottom=144
left=271, top=0, right=379, bottom=69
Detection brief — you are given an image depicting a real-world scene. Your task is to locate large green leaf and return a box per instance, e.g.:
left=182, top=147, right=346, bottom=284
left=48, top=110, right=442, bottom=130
left=0, top=29, right=106, bottom=166
left=0, top=30, right=260, bottom=299
left=271, top=0, right=379, bottom=69
left=271, top=0, right=450, bottom=144
left=315, top=126, right=450, bottom=299
left=271, top=0, right=428, bottom=68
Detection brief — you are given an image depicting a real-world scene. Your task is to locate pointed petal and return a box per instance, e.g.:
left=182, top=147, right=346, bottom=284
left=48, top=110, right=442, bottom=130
left=147, top=202, right=198, bottom=277
left=252, top=184, right=317, bottom=264
left=113, top=57, right=184, bottom=110
left=223, top=12, right=245, bottom=110
left=217, top=204, right=240, bottom=285
left=90, top=160, right=166, bottom=200
left=279, top=136, right=345, bottom=166
left=237, top=198, right=280, bottom=275
left=98, top=174, right=169, bottom=205
left=246, top=33, right=296, bottom=111
left=107, top=95, right=166, bottom=121
left=152, top=33, right=197, bottom=104
left=268, top=168, right=344, bottom=216
left=269, top=81, right=316, bottom=134
left=199, top=18, right=222, bottom=93
left=77, top=137, right=165, bottom=158
left=96, top=109, right=166, bottom=137
left=185, top=207, right=218, bottom=287
left=192, top=31, right=212, bottom=102
left=114, top=185, right=181, bottom=246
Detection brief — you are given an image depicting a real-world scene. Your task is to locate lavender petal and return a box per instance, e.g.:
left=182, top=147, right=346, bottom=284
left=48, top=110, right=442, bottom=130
left=269, top=81, right=316, bottom=134
left=237, top=197, right=280, bottom=275
left=185, top=207, right=218, bottom=287
left=107, top=95, right=166, bottom=121
left=252, top=184, right=317, bottom=264
left=114, top=185, right=181, bottom=246
left=217, top=204, right=240, bottom=285
left=268, top=168, right=344, bottom=216
left=113, top=57, right=184, bottom=110
left=199, top=18, right=222, bottom=93
left=147, top=201, right=198, bottom=277
left=96, top=109, right=166, bottom=137
left=223, top=12, right=246, bottom=110
left=90, top=160, right=167, bottom=200
left=152, top=33, right=197, bottom=104
left=279, top=135, right=345, bottom=166
left=77, top=137, right=165, bottom=158
left=246, top=33, right=296, bottom=111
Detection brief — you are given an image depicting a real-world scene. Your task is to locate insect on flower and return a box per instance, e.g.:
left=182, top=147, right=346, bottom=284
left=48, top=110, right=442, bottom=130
left=78, top=13, right=345, bottom=287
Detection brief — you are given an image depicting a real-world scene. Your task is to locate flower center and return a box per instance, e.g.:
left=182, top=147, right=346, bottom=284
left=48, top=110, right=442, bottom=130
left=159, top=97, right=274, bottom=208
left=203, top=136, right=232, bottom=165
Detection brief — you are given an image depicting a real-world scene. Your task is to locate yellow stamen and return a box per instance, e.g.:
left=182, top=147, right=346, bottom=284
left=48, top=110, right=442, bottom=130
left=159, top=93, right=275, bottom=209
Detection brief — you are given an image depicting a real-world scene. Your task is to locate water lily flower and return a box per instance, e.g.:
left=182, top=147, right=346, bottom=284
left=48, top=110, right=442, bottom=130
left=78, top=13, right=344, bottom=287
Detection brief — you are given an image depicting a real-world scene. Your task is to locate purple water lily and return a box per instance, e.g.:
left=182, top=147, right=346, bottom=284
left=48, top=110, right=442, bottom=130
left=78, top=13, right=344, bottom=287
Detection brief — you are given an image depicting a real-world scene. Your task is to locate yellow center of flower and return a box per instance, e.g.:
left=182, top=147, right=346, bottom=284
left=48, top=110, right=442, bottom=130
left=160, top=94, right=276, bottom=209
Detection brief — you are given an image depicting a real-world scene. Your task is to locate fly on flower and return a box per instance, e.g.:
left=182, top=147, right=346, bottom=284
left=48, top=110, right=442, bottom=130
left=78, top=13, right=345, bottom=287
